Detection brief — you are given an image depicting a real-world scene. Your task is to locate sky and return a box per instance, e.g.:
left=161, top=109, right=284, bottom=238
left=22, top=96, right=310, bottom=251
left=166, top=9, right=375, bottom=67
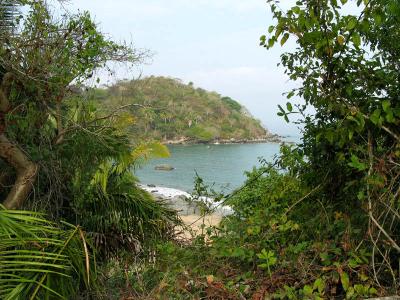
left=66, top=0, right=300, bottom=135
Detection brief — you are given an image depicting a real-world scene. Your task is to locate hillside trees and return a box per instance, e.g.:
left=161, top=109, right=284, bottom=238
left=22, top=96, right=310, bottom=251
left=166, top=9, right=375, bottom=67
left=92, top=76, right=268, bottom=142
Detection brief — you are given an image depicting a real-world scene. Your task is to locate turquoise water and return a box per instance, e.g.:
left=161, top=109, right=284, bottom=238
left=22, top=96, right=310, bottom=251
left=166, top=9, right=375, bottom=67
left=135, top=142, right=285, bottom=193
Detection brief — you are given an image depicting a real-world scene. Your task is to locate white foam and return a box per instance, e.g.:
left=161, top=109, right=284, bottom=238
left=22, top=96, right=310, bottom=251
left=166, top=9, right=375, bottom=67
left=139, top=184, right=191, bottom=198
left=139, top=184, right=233, bottom=216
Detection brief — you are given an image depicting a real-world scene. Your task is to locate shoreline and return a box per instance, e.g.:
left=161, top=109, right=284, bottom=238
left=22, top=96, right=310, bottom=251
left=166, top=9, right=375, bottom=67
left=139, top=184, right=233, bottom=217
left=162, top=135, right=284, bottom=145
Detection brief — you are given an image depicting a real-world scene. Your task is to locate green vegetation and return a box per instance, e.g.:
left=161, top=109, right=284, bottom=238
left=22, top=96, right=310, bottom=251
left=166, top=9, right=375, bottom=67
left=99, top=0, right=400, bottom=299
left=0, top=206, right=95, bottom=299
left=0, top=1, right=179, bottom=298
left=1, top=0, right=400, bottom=299
left=92, top=76, right=268, bottom=143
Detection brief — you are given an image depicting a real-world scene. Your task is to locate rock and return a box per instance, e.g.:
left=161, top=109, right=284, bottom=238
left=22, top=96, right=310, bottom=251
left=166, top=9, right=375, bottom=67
left=157, top=195, right=202, bottom=216
left=155, top=164, right=175, bottom=171
left=147, top=184, right=156, bottom=187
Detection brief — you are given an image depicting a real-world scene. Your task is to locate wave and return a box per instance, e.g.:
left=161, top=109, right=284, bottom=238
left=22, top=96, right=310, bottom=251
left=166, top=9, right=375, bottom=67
left=139, top=183, right=233, bottom=216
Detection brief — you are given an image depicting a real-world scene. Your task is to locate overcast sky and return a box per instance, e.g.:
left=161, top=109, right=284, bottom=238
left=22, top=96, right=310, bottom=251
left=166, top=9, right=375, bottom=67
left=67, top=0, right=300, bottom=135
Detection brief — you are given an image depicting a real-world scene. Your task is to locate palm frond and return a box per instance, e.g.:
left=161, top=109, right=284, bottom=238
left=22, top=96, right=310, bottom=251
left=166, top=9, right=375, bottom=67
left=115, top=141, right=170, bottom=174
left=75, top=158, right=180, bottom=257
left=0, top=205, right=96, bottom=299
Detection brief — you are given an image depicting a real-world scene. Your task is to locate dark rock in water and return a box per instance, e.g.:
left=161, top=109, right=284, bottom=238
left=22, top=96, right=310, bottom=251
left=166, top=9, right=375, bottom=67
left=151, top=190, right=158, bottom=193
left=147, top=184, right=156, bottom=187
left=155, top=164, right=175, bottom=171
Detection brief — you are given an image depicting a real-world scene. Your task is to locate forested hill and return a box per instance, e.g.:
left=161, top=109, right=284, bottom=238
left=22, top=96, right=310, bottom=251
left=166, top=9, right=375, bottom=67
left=92, top=76, right=276, bottom=143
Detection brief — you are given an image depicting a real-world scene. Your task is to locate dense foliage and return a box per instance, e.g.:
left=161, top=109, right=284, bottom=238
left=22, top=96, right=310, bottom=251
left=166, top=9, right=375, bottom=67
left=0, top=1, right=180, bottom=298
left=262, top=0, right=400, bottom=288
left=101, top=151, right=381, bottom=299
left=2, top=0, right=400, bottom=299
left=99, top=0, right=400, bottom=299
left=92, top=76, right=268, bottom=143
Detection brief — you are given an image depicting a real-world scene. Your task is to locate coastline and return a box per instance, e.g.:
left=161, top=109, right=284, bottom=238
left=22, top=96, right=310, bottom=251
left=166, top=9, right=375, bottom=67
left=140, top=183, right=233, bottom=236
left=162, top=134, right=283, bottom=145
left=139, top=184, right=233, bottom=217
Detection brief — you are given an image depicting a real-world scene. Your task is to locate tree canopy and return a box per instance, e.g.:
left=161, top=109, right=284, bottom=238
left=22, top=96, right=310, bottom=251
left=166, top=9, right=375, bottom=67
left=92, top=76, right=268, bottom=143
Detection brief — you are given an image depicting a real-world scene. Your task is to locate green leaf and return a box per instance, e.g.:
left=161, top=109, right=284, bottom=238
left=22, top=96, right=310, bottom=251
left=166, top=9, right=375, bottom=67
left=340, top=272, right=350, bottom=291
left=369, top=287, right=378, bottom=295
left=373, top=13, right=382, bottom=25
left=292, top=6, right=300, bottom=14
left=346, top=116, right=359, bottom=125
left=325, top=131, right=335, bottom=144
left=319, top=252, right=332, bottom=265
left=286, top=102, right=293, bottom=112
left=348, top=130, right=354, bottom=140
left=346, top=286, right=355, bottom=298
left=370, top=109, right=381, bottom=125
left=268, top=26, right=274, bottom=33
left=354, top=284, right=367, bottom=295
left=284, top=115, right=289, bottom=123
left=347, top=18, right=357, bottom=30
left=258, top=263, right=268, bottom=269
left=359, top=273, right=369, bottom=281
left=386, top=111, right=395, bottom=123
left=280, top=33, right=289, bottom=46
left=348, top=258, right=359, bottom=268
left=348, top=155, right=367, bottom=171
left=257, top=249, right=277, bottom=266
left=352, top=33, right=361, bottom=47
left=303, top=285, right=313, bottom=296
left=358, top=113, right=366, bottom=130
left=268, top=38, right=275, bottom=48
left=287, top=91, right=295, bottom=99
left=313, top=278, right=325, bottom=293
left=382, top=100, right=391, bottom=112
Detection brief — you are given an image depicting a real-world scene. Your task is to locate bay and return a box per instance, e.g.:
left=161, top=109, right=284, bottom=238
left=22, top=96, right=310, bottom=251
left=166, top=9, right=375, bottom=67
left=135, top=142, right=290, bottom=193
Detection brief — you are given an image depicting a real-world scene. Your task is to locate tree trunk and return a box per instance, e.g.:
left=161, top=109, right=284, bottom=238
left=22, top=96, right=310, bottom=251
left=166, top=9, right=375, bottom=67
left=0, top=170, right=8, bottom=190
left=0, top=72, right=38, bottom=209
left=0, top=134, right=38, bottom=209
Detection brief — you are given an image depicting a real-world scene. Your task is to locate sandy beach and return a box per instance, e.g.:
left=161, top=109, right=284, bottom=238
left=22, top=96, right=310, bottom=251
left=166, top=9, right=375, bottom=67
left=139, top=184, right=232, bottom=234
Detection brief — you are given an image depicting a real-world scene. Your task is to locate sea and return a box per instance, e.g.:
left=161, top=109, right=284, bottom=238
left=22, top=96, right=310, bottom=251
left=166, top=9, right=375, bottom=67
left=135, top=137, right=300, bottom=194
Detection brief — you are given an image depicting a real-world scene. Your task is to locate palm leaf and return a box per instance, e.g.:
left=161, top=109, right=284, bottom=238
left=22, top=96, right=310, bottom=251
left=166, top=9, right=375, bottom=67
left=115, top=141, right=170, bottom=174
left=0, top=205, right=96, bottom=299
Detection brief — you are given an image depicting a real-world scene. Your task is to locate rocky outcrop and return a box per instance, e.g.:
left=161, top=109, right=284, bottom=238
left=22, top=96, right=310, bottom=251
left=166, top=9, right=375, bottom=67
left=163, top=134, right=283, bottom=145
left=154, top=164, right=175, bottom=171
